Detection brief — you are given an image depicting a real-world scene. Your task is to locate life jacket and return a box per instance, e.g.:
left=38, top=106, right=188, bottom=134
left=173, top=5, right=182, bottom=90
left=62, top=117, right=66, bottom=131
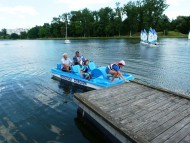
left=82, top=65, right=88, bottom=73
left=107, top=63, right=120, bottom=71
left=81, top=55, right=85, bottom=62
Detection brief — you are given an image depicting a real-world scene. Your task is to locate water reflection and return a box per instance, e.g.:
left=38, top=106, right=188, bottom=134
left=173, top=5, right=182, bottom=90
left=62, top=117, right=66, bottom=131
left=57, top=80, right=109, bottom=143
left=74, top=115, right=110, bottom=143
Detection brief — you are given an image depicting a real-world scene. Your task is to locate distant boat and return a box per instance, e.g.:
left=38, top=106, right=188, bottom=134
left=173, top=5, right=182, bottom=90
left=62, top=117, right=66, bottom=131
left=140, top=29, right=148, bottom=45
left=64, top=40, right=70, bottom=44
left=188, top=31, right=190, bottom=40
left=148, top=27, right=158, bottom=47
left=64, top=20, right=71, bottom=44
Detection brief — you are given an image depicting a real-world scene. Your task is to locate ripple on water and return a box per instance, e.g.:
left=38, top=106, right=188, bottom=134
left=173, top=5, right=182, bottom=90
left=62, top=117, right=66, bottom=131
left=0, top=39, right=190, bottom=143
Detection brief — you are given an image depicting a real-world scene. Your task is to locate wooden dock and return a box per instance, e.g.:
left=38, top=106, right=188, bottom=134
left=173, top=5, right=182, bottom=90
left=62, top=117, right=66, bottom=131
left=74, top=82, right=190, bottom=143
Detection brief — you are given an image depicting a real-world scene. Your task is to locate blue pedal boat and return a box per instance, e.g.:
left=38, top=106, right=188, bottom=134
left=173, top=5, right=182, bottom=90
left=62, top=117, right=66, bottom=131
left=51, top=62, right=134, bottom=89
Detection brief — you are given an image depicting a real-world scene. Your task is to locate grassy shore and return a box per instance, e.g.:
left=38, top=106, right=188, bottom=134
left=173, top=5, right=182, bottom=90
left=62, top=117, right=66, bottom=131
left=126, top=31, right=187, bottom=38
left=1, top=31, right=188, bottom=40
left=37, top=31, right=188, bottom=40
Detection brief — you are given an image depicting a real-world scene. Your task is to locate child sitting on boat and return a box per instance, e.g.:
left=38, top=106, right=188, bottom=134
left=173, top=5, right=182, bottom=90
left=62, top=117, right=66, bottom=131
left=81, top=59, right=92, bottom=80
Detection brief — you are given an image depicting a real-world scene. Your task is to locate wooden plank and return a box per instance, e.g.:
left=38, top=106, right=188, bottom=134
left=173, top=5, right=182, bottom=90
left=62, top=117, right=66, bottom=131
left=87, top=83, right=138, bottom=100
left=92, top=84, right=151, bottom=107
left=110, top=91, right=168, bottom=120
left=150, top=112, right=190, bottom=143
left=136, top=98, right=189, bottom=136
left=118, top=93, right=176, bottom=124
left=124, top=96, right=181, bottom=132
left=164, top=122, right=190, bottom=143
left=179, top=133, right=190, bottom=143
left=100, top=88, right=156, bottom=112
left=92, top=86, right=150, bottom=107
left=108, top=90, right=159, bottom=115
left=131, top=97, right=186, bottom=132
left=134, top=96, right=179, bottom=115
left=141, top=104, right=190, bottom=141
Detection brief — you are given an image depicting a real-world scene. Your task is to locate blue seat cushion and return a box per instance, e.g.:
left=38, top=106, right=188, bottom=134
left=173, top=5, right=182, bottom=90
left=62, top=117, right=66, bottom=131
left=71, top=65, right=81, bottom=75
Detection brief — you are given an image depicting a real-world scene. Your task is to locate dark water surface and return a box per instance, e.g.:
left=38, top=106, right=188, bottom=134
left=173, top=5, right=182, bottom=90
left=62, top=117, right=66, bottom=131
left=0, top=39, right=190, bottom=142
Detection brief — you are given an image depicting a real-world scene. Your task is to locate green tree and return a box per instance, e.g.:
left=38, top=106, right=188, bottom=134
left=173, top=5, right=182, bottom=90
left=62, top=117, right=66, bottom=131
left=158, top=14, right=170, bottom=35
left=98, top=7, right=115, bottom=37
left=25, top=0, right=172, bottom=38
left=70, top=11, right=83, bottom=37
left=80, top=8, right=94, bottom=37
left=27, top=26, right=40, bottom=39
left=10, top=33, right=19, bottom=39
left=39, top=23, right=51, bottom=38
left=124, top=1, right=139, bottom=35
left=1, top=28, right=7, bottom=38
left=115, top=2, right=123, bottom=36
left=142, top=0, right=168, bottom=29
left=51, top=17, right=62, bottom=38
left=20, top=31, right=28, bottom=39
left=170, top=16, right=190, bottom=34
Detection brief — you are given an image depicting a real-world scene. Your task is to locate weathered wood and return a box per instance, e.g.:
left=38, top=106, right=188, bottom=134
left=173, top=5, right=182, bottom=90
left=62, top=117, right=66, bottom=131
left=99, top=88, right=155, bottom=111
left=130, top=97, right=186, bottom=132
left=123, top=99, right=177, bottom=126
left=87, top=83, right=137, bottom=100
left=110, top=94, right=166, bottom=123
left=74, top=82, right=190, bottom=143
left=164, top=121, right=190, bottom=143
left=179, top=133, right=190, bottom=143
left=114, top=92, right=171, bottom=122
left=151, top=113, right=190, bottom=143
left=136, top=98, right=189, bottom=135
left=90, top=83, right=149, bottom=105
left=142, top=106, right=190, bottom=142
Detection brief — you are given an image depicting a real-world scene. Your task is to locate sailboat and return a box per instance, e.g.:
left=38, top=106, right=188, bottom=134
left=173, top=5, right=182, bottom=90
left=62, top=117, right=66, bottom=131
left=188, top=31, right=190, bottom=40
left=148, top=27, right=158, bottom=47
left=64, top=20, right=71, bottom=44
left=140, top=29, right=148, bottom=45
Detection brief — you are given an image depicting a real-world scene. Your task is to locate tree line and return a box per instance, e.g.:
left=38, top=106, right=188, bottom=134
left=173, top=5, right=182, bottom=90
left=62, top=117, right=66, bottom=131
left=0, top=0, right=190, bottom=39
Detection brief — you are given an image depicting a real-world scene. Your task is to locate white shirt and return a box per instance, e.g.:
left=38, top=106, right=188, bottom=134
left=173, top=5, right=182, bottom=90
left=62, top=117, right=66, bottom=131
left=61, top=58, right=72, bottom=66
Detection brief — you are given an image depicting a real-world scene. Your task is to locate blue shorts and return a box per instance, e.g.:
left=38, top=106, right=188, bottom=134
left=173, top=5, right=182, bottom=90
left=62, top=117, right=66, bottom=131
left=84, top=72, right=92, bottom=79
left=106, top=67, right=110, bottom=74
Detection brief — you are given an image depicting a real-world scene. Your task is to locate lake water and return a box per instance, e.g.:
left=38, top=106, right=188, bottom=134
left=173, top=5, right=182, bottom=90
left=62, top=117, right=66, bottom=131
left=0, top=38, right=190, bottom=142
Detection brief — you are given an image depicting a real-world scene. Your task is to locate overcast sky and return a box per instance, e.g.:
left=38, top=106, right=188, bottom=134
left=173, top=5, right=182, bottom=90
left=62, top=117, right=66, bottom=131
left=0, top=0, right=189, bottom=29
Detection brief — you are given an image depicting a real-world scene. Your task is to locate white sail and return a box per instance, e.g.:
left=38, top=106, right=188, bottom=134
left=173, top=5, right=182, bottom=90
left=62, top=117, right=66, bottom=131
left=140, top=29, right=148, bottom=45
left=140, top=30, right=143, bottom=41
left=142, top=32, right=147, bottom=42
left=153, top=29, right=157, bottom=43
left=148, top=28, right=158, bottom=45
left=148, top=28, right=154, bottom=44
left=188, top=31, right=190, bottom=40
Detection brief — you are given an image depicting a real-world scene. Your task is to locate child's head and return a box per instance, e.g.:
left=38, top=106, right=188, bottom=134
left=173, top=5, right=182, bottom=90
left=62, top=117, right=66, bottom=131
left=84, top=59, right=89, bottom=65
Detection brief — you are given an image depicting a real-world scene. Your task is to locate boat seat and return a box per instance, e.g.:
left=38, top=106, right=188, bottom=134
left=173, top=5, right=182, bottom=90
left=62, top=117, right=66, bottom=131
left=88, top=61, right=97, bottom=72
left=57, top=63, right=62, bottom=70
left=91, top=67, right=108, bottom=79
left=71, top=65, right=81, bottom=76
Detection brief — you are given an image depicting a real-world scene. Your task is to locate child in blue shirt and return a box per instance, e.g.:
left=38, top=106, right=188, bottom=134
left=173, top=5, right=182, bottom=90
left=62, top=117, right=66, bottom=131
left=81, top=59, right=92, bottom=80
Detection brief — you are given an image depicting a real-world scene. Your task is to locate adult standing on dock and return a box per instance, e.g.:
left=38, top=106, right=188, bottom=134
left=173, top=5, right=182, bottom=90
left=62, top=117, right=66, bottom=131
left=106, top=60, right=129, bottom=82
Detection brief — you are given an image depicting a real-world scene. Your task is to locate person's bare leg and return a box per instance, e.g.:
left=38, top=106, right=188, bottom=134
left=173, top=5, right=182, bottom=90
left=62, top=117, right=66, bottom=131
left=65, top=65, right=70, bottom=72
left=109, top=70, right=118, bottom=82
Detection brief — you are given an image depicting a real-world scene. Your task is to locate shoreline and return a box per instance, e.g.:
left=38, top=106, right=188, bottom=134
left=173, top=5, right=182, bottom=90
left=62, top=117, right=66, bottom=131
left=0, top=35, right=188, bottom=40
